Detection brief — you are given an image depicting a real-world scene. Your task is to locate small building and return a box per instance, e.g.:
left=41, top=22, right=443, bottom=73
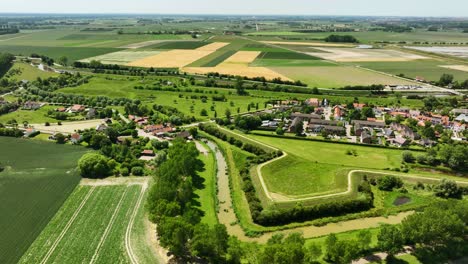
left=70, top=133, right=82, bottom=144
left=177, top=130, right=192, bottom=140
left=455, top=114, right=468, bottom=123
left=86, top=108, right=97, bottom=119
left=305, top=98, right=320, bottom=107
left=393, top=137, right=409, bottom=147
left=141, top=149, right=155, bottom=156
left=360, top=131, right=372, bottom=144
left=23, top=128, right=37, bottom=137
left=96, top=124, right=108, bottom=132
left=69, top=104, right=85, bottom=113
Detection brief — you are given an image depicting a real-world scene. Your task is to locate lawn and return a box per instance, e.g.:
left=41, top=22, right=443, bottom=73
left=244, top=134, right=411, bottom=196
left=0, top=105, right=64, bottom=125
left=19, top=184, right=147, bottom=264
left=0, top=137, right=88, bottom=264
left=195, top=143, right=218, bottom=226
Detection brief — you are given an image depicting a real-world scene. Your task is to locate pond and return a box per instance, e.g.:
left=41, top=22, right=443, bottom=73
left=393, top=196, right=412, bottom=206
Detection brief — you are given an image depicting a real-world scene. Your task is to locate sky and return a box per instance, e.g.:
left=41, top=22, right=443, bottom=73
left=2, top=0, right=468, bottom=17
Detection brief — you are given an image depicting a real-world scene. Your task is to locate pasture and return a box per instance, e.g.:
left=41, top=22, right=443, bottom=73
left=244, top=134, right=409, bottom=196
left=19, top=183, right=154, bottom=264
left=195, top=143, right=218, bottom=226
left=0, top=137, right=88, bottom=264
left=144, top=41, right=208, bottom=50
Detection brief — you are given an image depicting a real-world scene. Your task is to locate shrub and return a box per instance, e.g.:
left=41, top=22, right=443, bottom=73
left=402, top=151, right=415, bottom=163
left=78, top=153, right=111, bottom=179
left=434, top=179, right=462, bottom=199
left=131, top=166, right=144, bottom=176
left=377, top=176, right=403, bottom=191
left=120, top=167, right=129, bottom=176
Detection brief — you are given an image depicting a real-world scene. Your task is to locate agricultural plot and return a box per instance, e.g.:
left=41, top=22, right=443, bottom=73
left=307, top=47, right=427, bottom=62
left=260, top=40, right=355, bottom=47
left=440, top=65, right=468, bottom=73
left=355, top=60, right=468, bottom=82
left=272, top=65, right=415, bottom=88
left=0, top=45, right=122, bottom=62
left=0, top=137, right=88, bottom=264
left=184, top=50, right=292, bottom=80
left=126, top=42, right=228, bottom=68
left=406, top=46, right=468, bottom=59
left=19, top=183, right=150, bottom=264
left=143, top=40, right=208, bottom=50
left=80, top=50, right=161, bottom=65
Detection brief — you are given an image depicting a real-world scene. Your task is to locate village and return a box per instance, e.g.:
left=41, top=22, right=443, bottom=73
left=256, top=97, right=468, bottom=147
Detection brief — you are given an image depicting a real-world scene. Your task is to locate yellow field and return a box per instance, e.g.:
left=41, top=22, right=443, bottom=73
left=261, top=41, right=355, bottom=47
left=223, top=51, right=261, bottom=63
left=195, top=42, right=229, bottom=51
left=308, top=47, right=427, bottom=62
left=183, top=50, right=291, bottom=80
left=126, top=42, right=228, bottom=68
left=439, top=65, right=468, bottom=73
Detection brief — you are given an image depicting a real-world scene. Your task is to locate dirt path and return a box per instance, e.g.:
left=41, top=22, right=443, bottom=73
left=40, top=186, right=96, bottom=264
left=125, top=182, right=147, bottom=264
left=90, top=188, right=129, bottom=264
left=195, top=140, right=209, bottom=156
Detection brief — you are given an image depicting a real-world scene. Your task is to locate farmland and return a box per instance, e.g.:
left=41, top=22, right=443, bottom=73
left=0, top=137, right=88, bottom=264
left=19, top=182, right=155, bottom=264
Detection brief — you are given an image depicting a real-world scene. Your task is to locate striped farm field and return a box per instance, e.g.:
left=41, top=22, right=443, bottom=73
left=126, top=42, right=228, bottom=68
left=19, top=183, right=153, bottom=264
left=0, top=137, right=88, bottom=264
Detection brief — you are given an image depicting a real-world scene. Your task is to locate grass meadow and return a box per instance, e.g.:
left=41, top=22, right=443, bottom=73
left=0, top=137, right=88, bottom=264
left=6, top=62, right=58, bottom=81
left=244, top=134, right=410, bottom=196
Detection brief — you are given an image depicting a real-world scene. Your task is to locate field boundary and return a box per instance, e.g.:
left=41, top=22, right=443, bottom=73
left=125, top=183, right=147, bottom=264
left=40, top=186, right=96, bottom=264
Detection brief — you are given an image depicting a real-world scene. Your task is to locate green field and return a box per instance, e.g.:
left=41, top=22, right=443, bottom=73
left=144, top=41, right=208, bottom=50
left=19, top=184, right=151, bottom=263
left=272, top=65, right=415, bottom=88
left=252, top=59, right=336, bottom=67
left=200, top=50, right=237, bottom=67
left=244, top=134, right=411, bottom=196
left=56, top=75, right=269, bottom=119
left=0, top=137, right=88, bottom=264
left=257, top=51, right=320, bottom=60
left=6, top=62, right=59, bottom=81
left=246, top=30, right=468, bottom=44
left=0, top=45, right=122, bottom=62
left=0, top=105, right=67, bottom=124
left=354, top=60, right=468, bottom=82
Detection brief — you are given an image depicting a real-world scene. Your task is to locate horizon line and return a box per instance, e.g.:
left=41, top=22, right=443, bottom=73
left=0, top=12, right=467, bottom=19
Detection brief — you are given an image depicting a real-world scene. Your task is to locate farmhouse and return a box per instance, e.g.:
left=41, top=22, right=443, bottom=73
left=308, top=124, right=345, bottom=135
left=305, top=98, right=321, bottom=107
left=141, top=149, right=155, bottom=156
left=144, top=124, right=174, bottom=134
left=391, top=122, right=420, bottom=140
left=69, top=104, right=85, bottom=113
